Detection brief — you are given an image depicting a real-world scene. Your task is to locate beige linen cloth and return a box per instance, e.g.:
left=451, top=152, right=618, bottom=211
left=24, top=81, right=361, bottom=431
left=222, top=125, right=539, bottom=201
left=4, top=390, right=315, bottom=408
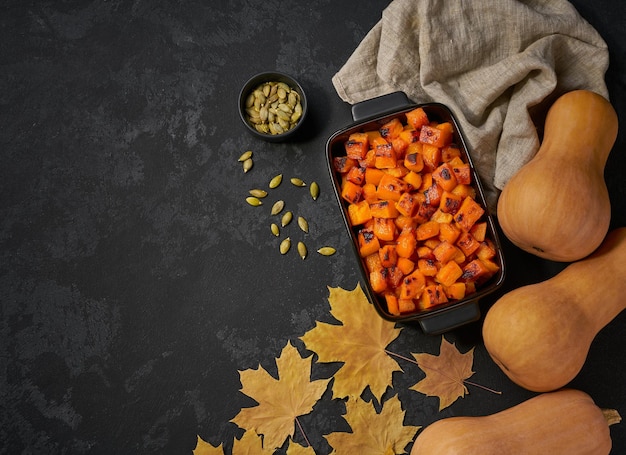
left=332, top=0, right=609, bottom=212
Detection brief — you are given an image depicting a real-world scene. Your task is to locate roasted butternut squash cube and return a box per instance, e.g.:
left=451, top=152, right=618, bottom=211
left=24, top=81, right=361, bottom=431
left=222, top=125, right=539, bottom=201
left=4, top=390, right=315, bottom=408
left=454, top=196, right=485, bottom=232
left=399, top=128, right=420, bottom=145
left=398, top=298, right=417, bottom=314
left=445, top=282, right=466, bottom=300
left=439, top=222, right=461, bottom=244
left=399, top=269, right=426, bottom=300
left=386, top=265, right=404, bottom=288
left=377, top=173, right=408, bottom=201
left=420, top=122, right=453, bottom=148
left=405, top=107, right=430, bottom=130
left=432, top=162, right=458, bottom=192
left=470, top=221, right=488, bottom=242
left=433, top=241, right=461, bottom=264
left=341, top=180, right=363, bottom=204
left=436, top=260, right=464, bottom=287
left=456, top=231, right=481, bottom=257
left=385, top=292, right=400, bottom=315
left=362, top=183, right=378, bottom=203
left=416, top=220, right=440, bottom=240
left=370, top=200, right=400, bottom=219
left=361, top=149, right=377, bottom=168
left=380, top=117, right=404, bottom=140
left=451, top=162, right=472, bottom=185
left=364, top=252, right=383, bottom=273
left=396, top=228, right=417, bottom=258
left=370, top=269, right=388, bottom=293
left=395, top=192, right=420, bottom=217
left=421, top=144, right=441, bottom=172
left=418, top=258, right=438, bottom=276
left=346, top=165, right=366, bottom=185
left=397, top=257, right=416, bottom=275
left=358, top=227, right=380, bottom=257
left=373, top=217, right=396, bottom=241
left=403, top=171, right=422, bottom=190
left=365, top=167, right=386, bottom=186
left=430, top=208, right=454, bottom=224
left=348, top=199, right=372, bottom=226
left=441, top=145, right=462, bottom=162
left=461, top=258, right=491, bottom=282
left=419, top=284, right=449, bottom=309
left=404, top=151, right=424, bottom=173
left=345, top=132, right=369, bottom=160
left=379, top=244, right=398, bottom=268
left=384, top=162, right=410, bottom=178
left=333, top=156, right=358, bottom=174
left=374, top=143, right=397, bottom=169
left=451, top=184, right=476, bottom=200
left=424, top=181, right=444, bottom=207
left=395, top=214, right=418, bottom=231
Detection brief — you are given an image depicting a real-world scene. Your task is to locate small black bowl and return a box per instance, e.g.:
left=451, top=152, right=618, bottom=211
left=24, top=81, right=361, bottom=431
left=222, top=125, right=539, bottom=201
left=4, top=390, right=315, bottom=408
left=238, top=71, right=308, bottom=142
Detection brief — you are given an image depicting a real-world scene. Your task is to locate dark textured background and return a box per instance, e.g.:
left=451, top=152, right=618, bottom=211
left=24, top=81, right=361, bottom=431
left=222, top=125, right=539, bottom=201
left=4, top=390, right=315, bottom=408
left=1, top=1, right=625, bottom=454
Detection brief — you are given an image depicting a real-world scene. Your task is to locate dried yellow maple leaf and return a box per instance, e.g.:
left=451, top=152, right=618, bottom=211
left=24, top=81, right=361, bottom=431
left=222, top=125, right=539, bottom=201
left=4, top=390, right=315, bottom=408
left=325, top=396, right=420, bottom=454
left=193, top=435, right=224, bottom=455
left=300, top=284, right=403, bottom=401
left=230, top=341, right=330, bottom=451
left=286, top=438, right=317, bottom=455
left=410, top=336, right=475, bottom=411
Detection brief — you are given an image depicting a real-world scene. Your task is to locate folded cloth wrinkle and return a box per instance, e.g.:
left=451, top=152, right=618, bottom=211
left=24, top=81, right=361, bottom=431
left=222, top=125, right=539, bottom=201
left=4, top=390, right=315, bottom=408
left=332, top=0, right=609, bottom=212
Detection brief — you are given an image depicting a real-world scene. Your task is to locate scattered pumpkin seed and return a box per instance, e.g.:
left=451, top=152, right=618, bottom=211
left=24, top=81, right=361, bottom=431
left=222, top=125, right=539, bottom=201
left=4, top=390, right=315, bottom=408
left=271, top=200, right=285, bottom=216
left=297, top=241, right=307, bottom=260
left=281, top=211, right=293, bottom=227
left=242, top=157, right=253, bottom=173
left=246, top=196, right=262, bottom=206
left=280, top=237, right=291, bottom=255
left=249, top=189, right=268, bottom=198
left=270, top=223, right=280, bottom=237
left=269, top=174, right=283, bottom=189
left=310, top=181, right=319, bottom=200
left=238, top=150, right=252, bottom=162
left=290, top=177, right=306, bottom=187
left=297, top=216, right=309, bottom=233
left=317, top=246, right=336, bottom=256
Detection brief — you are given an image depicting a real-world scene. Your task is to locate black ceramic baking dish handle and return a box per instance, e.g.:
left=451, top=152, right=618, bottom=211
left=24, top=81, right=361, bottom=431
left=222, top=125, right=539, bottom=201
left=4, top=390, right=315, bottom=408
left=417, top=302, right=481, bottom=335
left=351, top=91, right=413, bottom=122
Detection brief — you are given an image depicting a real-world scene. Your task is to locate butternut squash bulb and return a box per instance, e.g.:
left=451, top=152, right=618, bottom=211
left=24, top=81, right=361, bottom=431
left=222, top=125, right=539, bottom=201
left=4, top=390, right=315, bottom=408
left=411, top=389, right=620, bottom=455
left=497, top=90, right=618, bottom=262
left=483, top=228, right=626, bottom=392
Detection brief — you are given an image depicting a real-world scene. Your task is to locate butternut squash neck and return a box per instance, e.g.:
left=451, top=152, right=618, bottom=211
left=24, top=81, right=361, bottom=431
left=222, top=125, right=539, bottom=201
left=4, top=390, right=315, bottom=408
left=549, top=228, right=626, bottom=332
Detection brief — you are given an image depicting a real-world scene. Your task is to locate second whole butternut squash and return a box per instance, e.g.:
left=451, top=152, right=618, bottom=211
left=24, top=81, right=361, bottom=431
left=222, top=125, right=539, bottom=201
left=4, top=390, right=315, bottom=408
left=411, top=388, right=619, bottom=455
left=497, top=90, right=618, bottom=262
left=482, top=227, right=626, bottom=392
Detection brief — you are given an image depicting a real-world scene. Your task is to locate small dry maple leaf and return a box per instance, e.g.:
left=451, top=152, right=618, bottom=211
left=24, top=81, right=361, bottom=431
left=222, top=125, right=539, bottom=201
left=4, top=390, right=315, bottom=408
left=325, top=396, right=420, bottom=454
left=193, top=435, right=224, bottom=455
left=230, top=341, right=330, bottom=451
left=410, top=336, right=475, bottom=411
left=300, top=284, right=403, bottom=401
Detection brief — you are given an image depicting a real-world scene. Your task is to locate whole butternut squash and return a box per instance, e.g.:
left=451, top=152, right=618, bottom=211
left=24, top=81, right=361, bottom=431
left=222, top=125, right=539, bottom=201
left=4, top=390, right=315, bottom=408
left=411, top=389, right=620, bottom=455
left=483, top=228, right=626, bottom=392
left=497, top=90, right=618, bottom=262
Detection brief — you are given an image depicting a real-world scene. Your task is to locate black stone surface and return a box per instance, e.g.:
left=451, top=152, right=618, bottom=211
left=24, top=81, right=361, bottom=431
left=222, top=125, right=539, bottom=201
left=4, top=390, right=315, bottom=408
left=1, top=1, right=625, bottom=454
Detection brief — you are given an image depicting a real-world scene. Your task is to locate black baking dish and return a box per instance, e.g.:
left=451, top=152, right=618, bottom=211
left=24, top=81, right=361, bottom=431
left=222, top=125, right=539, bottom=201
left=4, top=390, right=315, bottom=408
left=326, top=92, right=505, bottom=335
